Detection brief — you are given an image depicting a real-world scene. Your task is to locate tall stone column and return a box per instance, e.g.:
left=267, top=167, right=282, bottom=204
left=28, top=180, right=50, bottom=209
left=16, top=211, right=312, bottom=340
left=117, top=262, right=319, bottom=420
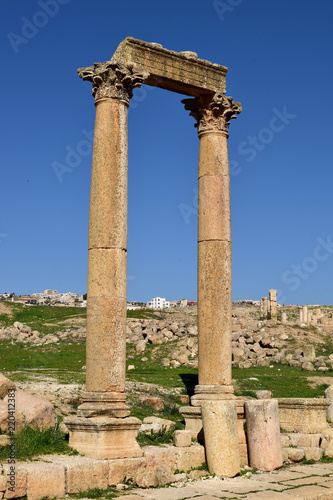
left=64, top=61, right=147, bottom=459
left=183, top=92, right=241, bottom=404
left=269, top=289, right=277, bottom=320
left=263, top=297, right=269, bottom=319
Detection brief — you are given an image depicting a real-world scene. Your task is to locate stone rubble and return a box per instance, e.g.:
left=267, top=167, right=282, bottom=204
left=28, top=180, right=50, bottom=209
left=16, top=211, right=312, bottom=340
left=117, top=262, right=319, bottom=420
left=2, top=315, right=333, bottom=372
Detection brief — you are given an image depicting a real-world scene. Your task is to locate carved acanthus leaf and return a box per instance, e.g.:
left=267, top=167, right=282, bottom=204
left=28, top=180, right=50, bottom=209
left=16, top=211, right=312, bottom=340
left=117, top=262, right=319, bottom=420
left=78, top=61, right=149, bottom=103
left=182, top=92, right=241, bottom=134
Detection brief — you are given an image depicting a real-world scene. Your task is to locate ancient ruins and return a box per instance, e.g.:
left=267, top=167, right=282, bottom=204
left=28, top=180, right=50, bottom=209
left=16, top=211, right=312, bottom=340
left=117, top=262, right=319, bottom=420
left=63, top=36, right=242, bottom=472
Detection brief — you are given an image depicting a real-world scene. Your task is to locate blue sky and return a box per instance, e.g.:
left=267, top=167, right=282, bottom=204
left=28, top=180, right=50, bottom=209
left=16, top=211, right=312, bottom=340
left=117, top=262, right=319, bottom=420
left=1, top=0, right=333, bottom=305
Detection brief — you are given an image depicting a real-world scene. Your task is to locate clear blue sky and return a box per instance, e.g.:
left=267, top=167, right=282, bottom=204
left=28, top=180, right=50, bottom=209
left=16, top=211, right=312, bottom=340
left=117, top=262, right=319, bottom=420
left=1, top=0, right=333, bottom=305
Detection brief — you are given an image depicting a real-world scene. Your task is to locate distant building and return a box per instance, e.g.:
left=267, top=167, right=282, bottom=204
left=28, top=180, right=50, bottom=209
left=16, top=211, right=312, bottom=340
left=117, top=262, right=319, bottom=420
left=187, top=301, right=197, bottom=307
left=146, top=297, right=170, bottom=309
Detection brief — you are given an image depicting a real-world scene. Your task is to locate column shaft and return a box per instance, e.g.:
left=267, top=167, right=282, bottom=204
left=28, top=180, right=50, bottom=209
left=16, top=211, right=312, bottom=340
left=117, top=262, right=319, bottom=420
left=86, top=98, right=128, bottom=394
left=197, top=130, right=232, bottom=388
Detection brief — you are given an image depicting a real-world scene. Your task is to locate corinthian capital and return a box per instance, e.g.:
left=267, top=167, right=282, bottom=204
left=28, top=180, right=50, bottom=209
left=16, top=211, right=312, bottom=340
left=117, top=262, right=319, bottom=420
left=182, top=92, right=241, bottom=135
left=78, top=61, right=149, bottom=104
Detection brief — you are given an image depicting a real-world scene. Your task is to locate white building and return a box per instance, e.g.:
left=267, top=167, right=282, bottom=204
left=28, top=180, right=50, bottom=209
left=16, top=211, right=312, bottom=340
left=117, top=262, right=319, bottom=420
left=146, top=297, right=170, bottom=309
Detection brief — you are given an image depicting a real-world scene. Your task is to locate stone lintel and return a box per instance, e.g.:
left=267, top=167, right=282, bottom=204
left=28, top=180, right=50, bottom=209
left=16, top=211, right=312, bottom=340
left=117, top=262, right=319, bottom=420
left=111, top=37, right=228, bottom=97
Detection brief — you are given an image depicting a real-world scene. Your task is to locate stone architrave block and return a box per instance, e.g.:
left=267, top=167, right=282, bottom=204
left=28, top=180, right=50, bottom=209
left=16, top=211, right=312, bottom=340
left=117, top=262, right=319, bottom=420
left=245, top=399, right=282, bottom=471
left=201, top=400, right=240, bottom=477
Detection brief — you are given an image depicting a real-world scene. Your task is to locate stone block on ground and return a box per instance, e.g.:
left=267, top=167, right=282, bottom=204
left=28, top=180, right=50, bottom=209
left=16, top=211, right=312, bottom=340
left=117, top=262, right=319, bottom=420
left=287, top=447, right=304, bottom=461
left=0, top=374, right=15, bottom=400
left=25, top=463, right=65, bottom=500
left=0, top=400, right=25, bottom=433
left=108, top=457, right=145, bottom=486
left=66, top=458, right=109, bottom=493
left=3, top=390, right=56, bottom=430
left=173, top=430, right=191, bottom=447
left=141, top=417, right=175, bottom=434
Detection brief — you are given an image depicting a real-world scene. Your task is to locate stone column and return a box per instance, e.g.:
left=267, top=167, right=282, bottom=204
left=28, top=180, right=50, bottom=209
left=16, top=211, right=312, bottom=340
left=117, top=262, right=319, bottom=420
left=299, top=307, right=303, bottom=324
left=183, top=92, right=241, bottom=404
left=281, top=312, right=287, bottom=324
left=303, top=305, right=308, bottom=324
left=269, top=289, right=277, bottom=320
left=64, top=61, right=147, bottom=459
left=263, top=297, right=268, bottom=319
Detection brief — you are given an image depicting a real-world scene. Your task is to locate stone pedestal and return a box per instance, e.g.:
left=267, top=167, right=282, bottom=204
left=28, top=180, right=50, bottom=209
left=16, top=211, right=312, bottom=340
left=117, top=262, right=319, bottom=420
left=65, top=417, right=143, bottom=460
left=245, top=400, right=282, bottom=471
left=281, top=312, right=287, bottom=324
left=278, top=398, right=330, bottom=434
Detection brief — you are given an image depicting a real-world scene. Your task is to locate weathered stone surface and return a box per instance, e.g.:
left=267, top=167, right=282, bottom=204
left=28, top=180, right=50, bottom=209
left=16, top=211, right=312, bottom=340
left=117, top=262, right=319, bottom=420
left=0, top=435, right=11, bottom=446
left=201, top=400, right=239, bottom=477
left=3, top=464, right=27, bottom=499
left=140, top=417, right=175, bottom=434
left=303, top=447, right=323, bottom=461
left=65, top=416, right=142, bottom=459
left=0, top=400, right=25, bottom=433
left=143, top=397, right=164, bottom=411
left=325, top=386, right=333, bottom=422
left=0, top=374, right=15, bottom=400
left=66, top=459, right=109, bottom=493
left=287, top=447, right=304, bottom=461
left=3, top=391, right=56, bottom=430
left=108, top=457, right=145, bottom=486
left=25, top=463, right=65, bottom=500
left=302, top=361, right=314, bottom=371
left=320, top=428, right=333, bottom=458
left=112, top=37, right=228, bottom=97
left=245, top=400, right=282, bottom=471
left=173, top=430, right=191, bottom=447
left=278, top=398, right=330, bottom=434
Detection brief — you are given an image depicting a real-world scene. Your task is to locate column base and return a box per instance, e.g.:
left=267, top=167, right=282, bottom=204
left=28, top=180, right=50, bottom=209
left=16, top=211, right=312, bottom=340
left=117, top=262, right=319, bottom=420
left=77, top=392, right=130, bottom=418
left=64, top=416, right=143, bottom=459
left=191, top=384, right=235, bottom=406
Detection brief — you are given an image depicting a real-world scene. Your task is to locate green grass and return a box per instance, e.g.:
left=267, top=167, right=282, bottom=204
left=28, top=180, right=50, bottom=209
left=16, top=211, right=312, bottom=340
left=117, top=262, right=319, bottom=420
left=0, top=302, right=86, bottom=335
left=126, top=308, right=161, bottom=319
left=233, top=365, right=330, bottom=398
left=0, top=425, right=76, bottom=461
left=69, top=487, right=118, bottom=499
left=0, top=340, right=86, bottom=384
left=137, top=426, right=175, bottom=446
